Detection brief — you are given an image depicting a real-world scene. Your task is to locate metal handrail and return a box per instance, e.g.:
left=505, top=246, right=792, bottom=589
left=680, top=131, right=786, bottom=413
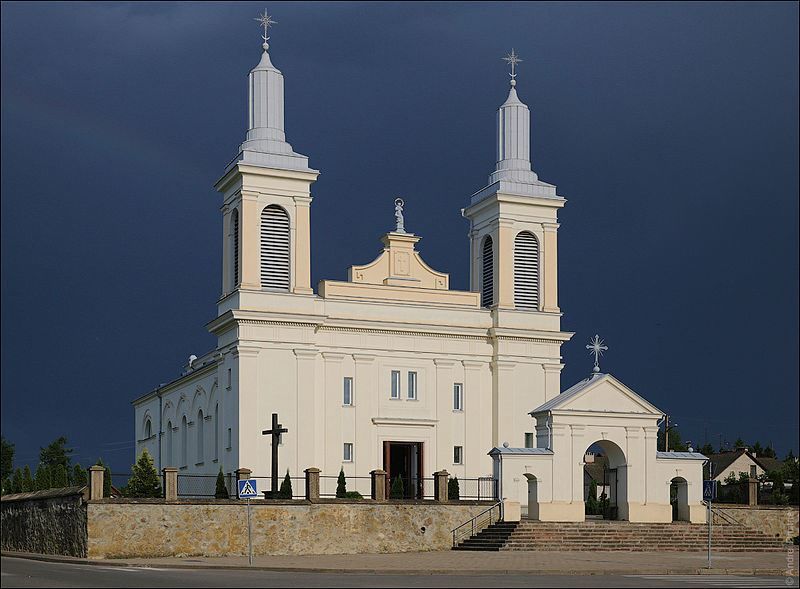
left=708, top=504, right=745, bottom=527
left=451, top=501, right=503, bottom=548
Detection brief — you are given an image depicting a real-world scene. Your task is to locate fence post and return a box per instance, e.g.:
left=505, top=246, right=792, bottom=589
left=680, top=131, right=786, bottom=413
left=88, top=465, right=104, bottom=500
left=370, top=469, right=387, bottom=501
left=162, top=467, right=178, bottom=501
left=304, top=468, right=320, bottom=502
left=434, top=470, right=449, bottom=502
left=235, top=468, right=252, bottom=499
left=747, top=477, right=758, bottom=506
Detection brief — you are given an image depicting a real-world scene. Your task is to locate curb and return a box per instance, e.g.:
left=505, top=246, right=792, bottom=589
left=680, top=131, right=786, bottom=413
left=2, top=551, right=796, bottom=577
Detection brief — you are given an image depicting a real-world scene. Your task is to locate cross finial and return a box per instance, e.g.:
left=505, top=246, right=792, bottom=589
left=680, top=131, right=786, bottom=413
left=394, top=198, right=406, bottom=234
left=586, top=334, right=608, bottom=374
left=255, top=9, right=277, bottom=49
left=502, top=49, right=523, bottom=87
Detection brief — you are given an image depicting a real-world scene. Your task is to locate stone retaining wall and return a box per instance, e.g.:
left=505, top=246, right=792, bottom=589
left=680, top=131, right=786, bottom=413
left=86, top=499, right=492, bottom=559
left=713, top=505, right=799, bottom=541
left=1, top=487, right=88, bottom=557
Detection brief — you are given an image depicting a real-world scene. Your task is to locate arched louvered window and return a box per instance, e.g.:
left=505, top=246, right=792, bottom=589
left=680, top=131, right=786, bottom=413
left=197, top=410, right=204, bottom=463
left=181, top=415, right=188, bottom=468
left=231, top=209, right=240, bottom=288
left=260, top=205, right=290, bottom=290
left=214, top=403, right=220, bottom=461
left=481, top=236, right=494, bottom=308
left=166, top=421, right=173, bottom=467
left=514, top=231, right=540, bottom=310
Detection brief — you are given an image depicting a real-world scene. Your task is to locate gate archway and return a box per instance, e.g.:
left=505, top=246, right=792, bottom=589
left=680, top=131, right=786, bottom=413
left=583, top=440, right=627, bottom=520
left=670, top=477, right=690, bottom=521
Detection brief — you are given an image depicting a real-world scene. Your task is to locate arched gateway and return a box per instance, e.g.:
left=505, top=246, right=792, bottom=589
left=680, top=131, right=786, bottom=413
left=490, top=373, right=707, bottom=523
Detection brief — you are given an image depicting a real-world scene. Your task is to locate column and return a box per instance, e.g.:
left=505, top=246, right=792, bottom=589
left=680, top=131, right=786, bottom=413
left=221, top=206, right=231, bottom=296
left=434, top=359, right=455, bottom=470
left=294, top=349, right=318, bottom=473
left=491, top=360, right=516, bottom=448
left=292, top=196, right=313, bottom=294
left=542, top=223, right=560, bottom=313
left=322, top=353, right=344, bottom=477
left=497, top=220, right=515, bottom=308
left=162, top=467, right=178, bottom=501
left=462, top=360, right=484, bottom=475
left=353, top=355, right=376, bottom=472
left=239, top=194, right=261, bottom=290
left=569, top=425, right=586, bottom=505
left=233, top=346, right=260, bottom=470
left=542, top=363, right=564, bottom=403
left=643, top=426, right=659, bottom=505
left=89, top=465, right=104, bottom=500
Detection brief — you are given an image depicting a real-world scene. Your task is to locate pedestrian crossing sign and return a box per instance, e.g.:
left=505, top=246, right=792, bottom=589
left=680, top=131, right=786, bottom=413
left=238, top=479, right=258, bottom=498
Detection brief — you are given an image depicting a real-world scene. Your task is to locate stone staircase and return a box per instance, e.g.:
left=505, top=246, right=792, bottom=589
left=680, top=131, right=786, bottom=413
left=453, top=520, right=787, bottom=552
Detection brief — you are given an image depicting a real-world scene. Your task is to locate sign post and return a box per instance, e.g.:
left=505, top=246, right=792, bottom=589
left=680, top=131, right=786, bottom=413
left=703, top=479, right=717, bottom=569
left=238, top=478, right=258, bottom=565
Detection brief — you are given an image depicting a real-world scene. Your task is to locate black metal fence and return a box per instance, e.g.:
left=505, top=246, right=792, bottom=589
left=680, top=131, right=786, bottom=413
left=454, top=477, right=498, bottom=501
left=176, top=473, right=235, bottom=498
left=107, top=472, right=134, bottom=498
left=245, top=475, right=307, bottom=499
left=319, top=475, right=372, bottom=498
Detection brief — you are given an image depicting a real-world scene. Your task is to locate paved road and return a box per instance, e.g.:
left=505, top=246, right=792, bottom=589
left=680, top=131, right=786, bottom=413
left=1, top=557, right=797, bottom=588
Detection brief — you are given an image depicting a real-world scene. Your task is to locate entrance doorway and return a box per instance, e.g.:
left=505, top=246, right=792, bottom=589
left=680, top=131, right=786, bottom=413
left=670, top=477, right=689, bottom=521
left=583, top=440, right=627, bottom=520
left=383, top=441, right=423, bottom=499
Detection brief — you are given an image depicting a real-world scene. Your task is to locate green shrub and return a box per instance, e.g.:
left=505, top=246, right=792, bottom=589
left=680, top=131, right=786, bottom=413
left=344, top=491, right=363, bottom=500
left=214, top=468, right=229, bottom=499
left=72, top=464, right=87, bottom=487
left=390, top=475, right=405, bottom=500
left=336, top=468, right=347, bottom=498
left=278, top=470, right=293, bottom=499
left=124, top=449, right=161, bottom=498
left=448, top=476, right=460, bottom=500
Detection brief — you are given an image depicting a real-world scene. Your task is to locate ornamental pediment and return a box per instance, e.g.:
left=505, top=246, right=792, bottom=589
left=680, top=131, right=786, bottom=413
left=531, top=373, right=663, bottom=417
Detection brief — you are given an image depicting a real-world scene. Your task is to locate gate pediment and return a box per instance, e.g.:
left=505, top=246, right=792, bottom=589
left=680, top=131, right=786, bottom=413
left=530, top=373, right=663, bottom=417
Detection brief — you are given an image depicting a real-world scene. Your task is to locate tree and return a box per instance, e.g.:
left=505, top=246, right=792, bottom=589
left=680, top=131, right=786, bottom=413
left=10, top=468, right=24, bottom=494
left=336, top=468, right=347, bottom=498
left=1, top=436, right=14, bottom=482
left=698, top=443, right=715, bottom=456
left=752, top=441, right=764, bottom=456
left=39, top=437, right=73, bottom=470
left=390, top=475, right=405, bottom=500
left=733, top=438, right=745, bottom=449
left=586, top=480, right=600, bottom=515
left=278, top=470, right=293, bottom=499
left=34, top=464, right=51, bottom=491
left=448, top=476, right=460, bottom=501
left=51, top=464, right=68, bottom=488
left=22, top=466, right=34, bottom=492
left=72, top=464, right=88, bottom=487
left=214, top=468, right=229, bottom=499
left=659, top=426, right=688, bottom=452
left=124, top=449, right=161, bottom=498
left=763, top=444, right=777, bottom=459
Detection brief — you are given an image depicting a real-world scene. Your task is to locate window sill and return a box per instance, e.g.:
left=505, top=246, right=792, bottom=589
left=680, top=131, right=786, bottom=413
left=342, top=404, right=354, bottom=408
left=195, top=462, right=204, bottom=467
left=452, top=409, right=464, bottom=413
left=179, top=466, right=188, bottom=471
left=212, top=459, right=219, bottom=464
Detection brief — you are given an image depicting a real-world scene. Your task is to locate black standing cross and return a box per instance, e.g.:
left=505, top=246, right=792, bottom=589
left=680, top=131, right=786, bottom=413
left=262, top=413, right=288, bottom=496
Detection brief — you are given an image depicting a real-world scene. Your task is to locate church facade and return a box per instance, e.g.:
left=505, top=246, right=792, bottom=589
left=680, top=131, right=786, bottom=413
left=133, top=21, right=706, bottom=521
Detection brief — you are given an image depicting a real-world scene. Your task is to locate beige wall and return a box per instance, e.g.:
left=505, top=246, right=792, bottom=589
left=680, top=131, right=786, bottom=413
left=712, top=505, right=799, bottom=542
left=86, top=500, right=491, bottom=559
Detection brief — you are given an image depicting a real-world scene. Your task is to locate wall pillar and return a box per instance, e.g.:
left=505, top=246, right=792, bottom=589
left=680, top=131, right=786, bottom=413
left=294, top=349, right=318, bottom=472
left=89, top=466, right=104, bottom=500
left=305, top=467, right=320, bottom=502
left=434, top=470, right=450, bottom=502
left=542, top=363, right=564, bottom=403
left=542, top=222, right=560, bottom=313
left=293, top=197, right=312, bottom=294
left=748, top=478, right=758, bottom=506
left=491, top=360, right=516, bottom=448
left=238, top=195, right=261, bottom=290
left=496, top=220, right=515, bottom=309
left=371, top=469, right=387, bottom=501
left=162, top=467, right=178, bottom=501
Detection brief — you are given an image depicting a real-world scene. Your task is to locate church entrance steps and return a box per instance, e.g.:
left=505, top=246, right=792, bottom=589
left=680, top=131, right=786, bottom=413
left=453, top=520, right=787, bottom=552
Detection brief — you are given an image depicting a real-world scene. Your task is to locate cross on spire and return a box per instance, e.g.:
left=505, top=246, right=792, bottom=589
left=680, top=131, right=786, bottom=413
left=586, top=334, right=608, bottom=374
left=255, top=9, right=277, bottom=47
left=502, top=49, right=523, bottom=87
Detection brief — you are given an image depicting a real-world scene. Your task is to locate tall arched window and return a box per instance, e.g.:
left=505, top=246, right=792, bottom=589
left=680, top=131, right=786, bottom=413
left=197, top=410, right=204, bottom=463
left=181, top=415, right=188, bottom=468
left=231, top=209, right=240, bottom=288
left=214, top=403, right=220, bottom=461
left=481, top=236, right=494, bottom=308
left=166, top=421, right=173, bottom=467
left=260, top=205, right=290, bottom=290
left=514, top=231, right=540, bottom=310
left=144, top=419, right=151, bottom=439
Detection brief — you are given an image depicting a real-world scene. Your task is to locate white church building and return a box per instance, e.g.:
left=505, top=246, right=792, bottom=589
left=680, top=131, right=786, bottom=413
left=133, top=17, right=706, bottom=522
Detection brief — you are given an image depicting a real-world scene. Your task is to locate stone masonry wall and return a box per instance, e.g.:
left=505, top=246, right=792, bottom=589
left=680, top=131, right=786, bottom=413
left=713, top=505, right=799, bottom=542
left=1, top=488, right=88, bottom=557
left=87, top=499, right=492, bottom=559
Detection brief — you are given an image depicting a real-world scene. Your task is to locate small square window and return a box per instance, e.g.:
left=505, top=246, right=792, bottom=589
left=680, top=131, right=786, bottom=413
left=343, top=377, right=354, bottom=406
left=524, top=433, right=534, bottom=448
left=453, top=383, right=463, bottom=411
left=343, top=443, right=354, bottom=462
left=390, top=370, right=401, bottom=399
left=453, top=446, right=463, bottom=464
left=407, top=371, right=417, bottom=400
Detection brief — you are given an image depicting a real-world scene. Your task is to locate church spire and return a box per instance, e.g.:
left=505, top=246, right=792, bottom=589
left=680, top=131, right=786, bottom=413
left=488, top=49, right=538, bottom=185
left=235, top=9, right=312, bottom=172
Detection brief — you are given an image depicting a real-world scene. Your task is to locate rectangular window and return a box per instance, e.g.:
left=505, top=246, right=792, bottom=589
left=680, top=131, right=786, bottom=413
left=408, top=371, right=417, bottom=400
left=524, top=433, right=534, bottom=448
left=343, top=443, right=353, bottom=462
left=226, top=368, right=232, bottom=389
left=227, top=428, right=232, bottom=450
left=390, top=370, right=401, bottom=399
left=453, top=383, right=463, bottom=411
left=343, top=377, right=353, bottom=406
left=453, top=446, right=463, bottom=464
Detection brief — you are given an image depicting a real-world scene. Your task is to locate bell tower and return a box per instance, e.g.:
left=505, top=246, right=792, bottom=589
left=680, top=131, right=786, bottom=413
left=215, top=11, right=318, bottom=311
left=463, top=50, right=564, bottom=315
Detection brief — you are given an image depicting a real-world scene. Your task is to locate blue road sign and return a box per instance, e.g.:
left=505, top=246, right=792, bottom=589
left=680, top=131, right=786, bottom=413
left=238, top=479, right=258, bottom=499
left=703, top=480, right=717, bottom=501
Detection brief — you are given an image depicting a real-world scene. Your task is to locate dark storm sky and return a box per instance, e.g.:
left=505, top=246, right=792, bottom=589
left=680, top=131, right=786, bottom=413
left=2, top=2, right=798, bottom=471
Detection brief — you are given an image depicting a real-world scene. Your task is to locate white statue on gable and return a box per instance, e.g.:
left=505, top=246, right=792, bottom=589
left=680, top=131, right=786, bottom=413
left=394, top=198, right=406, bottom=234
